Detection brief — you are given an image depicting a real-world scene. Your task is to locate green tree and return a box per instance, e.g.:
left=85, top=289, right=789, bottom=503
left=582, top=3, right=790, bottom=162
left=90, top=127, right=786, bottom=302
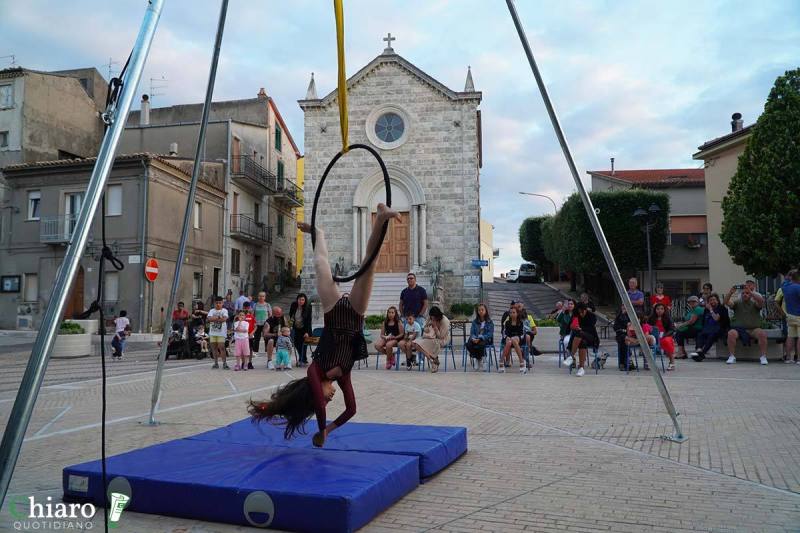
left=543, top=191, right=670, bottom=275
left=518, top=216, right=550, bottom=264
left=720, top=68, right=800, bottom=277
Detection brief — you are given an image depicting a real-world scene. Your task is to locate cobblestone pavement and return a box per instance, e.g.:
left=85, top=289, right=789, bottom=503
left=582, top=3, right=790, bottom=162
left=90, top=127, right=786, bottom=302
left=1, top=347, right=799, bottom=532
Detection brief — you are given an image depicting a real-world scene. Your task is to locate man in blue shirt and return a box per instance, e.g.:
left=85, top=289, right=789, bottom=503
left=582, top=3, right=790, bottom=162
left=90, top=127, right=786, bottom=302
left=627, top=277, right=645, bottom=314
left=399, top=273, right=428, bottom=327
left=779, top=270, right=800, bottom=363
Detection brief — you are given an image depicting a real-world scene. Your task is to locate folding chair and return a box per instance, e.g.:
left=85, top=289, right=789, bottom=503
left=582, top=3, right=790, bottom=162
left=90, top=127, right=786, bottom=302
left=442, top=338, right=458, bottom=371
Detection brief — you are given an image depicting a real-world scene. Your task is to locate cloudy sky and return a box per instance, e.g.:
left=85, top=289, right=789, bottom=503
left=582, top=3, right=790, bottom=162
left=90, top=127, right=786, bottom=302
left=3, top=1, right=798, bottom=273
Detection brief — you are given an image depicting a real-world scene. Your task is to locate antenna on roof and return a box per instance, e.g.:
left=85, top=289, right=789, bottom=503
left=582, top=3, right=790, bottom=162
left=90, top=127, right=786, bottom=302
left=106, top=57, right=119, bottom=80
left=610, top=157, right=615, bottom=175
left=149, top=75, right=169, bottom=101
left=0, top=55, right=16, bottom=68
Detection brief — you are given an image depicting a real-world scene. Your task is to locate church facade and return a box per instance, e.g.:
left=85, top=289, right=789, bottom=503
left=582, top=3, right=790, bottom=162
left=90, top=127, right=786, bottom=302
left=299, top=36, right=483, bottom=310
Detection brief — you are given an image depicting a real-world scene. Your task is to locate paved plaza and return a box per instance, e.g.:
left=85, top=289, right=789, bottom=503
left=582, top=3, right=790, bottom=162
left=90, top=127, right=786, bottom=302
left=1, top=340, right=799, bottom=533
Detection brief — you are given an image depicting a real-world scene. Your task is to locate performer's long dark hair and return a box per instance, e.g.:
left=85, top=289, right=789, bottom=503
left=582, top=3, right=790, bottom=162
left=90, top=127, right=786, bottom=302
left=248, top=377, right=315, bottom=439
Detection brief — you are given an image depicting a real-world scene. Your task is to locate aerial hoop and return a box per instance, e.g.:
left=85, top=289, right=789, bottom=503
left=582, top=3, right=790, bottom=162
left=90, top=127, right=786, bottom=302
left=310, top=143, right=392, bottom=283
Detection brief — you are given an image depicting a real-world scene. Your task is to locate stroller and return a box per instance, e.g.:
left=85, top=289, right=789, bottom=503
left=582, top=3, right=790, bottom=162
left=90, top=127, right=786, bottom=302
left=165, top=321, right=201, bottom=360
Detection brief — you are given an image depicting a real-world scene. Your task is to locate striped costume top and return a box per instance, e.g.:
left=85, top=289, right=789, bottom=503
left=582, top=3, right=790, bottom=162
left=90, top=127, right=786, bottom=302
left=313, top=296, right=367, bottom=374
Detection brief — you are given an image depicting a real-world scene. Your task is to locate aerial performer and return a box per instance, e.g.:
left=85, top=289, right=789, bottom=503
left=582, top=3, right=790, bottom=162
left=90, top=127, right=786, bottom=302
left=249, top=203, right=400, bottom=447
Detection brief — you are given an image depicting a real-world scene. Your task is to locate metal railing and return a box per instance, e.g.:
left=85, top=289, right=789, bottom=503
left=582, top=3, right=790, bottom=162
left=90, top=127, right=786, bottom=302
left=275, top=175, right=303, bottom=207
left=230, top=214, right=271, bottom=243
left=40, top=215, right=77, bottom=243
left=230, top=155, right=277, bottom=193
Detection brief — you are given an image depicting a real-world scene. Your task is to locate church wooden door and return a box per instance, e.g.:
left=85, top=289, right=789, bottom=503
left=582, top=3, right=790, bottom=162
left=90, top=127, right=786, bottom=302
left=373, top=211, right=410, bottom=273
left=63, top=266, right=84, bottom=319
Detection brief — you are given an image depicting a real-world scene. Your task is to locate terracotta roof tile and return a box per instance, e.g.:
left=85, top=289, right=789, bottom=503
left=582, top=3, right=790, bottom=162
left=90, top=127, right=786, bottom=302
left=587, top=168, right=704, bottom=187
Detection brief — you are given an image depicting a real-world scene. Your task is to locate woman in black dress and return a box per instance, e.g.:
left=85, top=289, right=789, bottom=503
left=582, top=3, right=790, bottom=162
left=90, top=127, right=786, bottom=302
left=249, top=203, right=401, bottom=447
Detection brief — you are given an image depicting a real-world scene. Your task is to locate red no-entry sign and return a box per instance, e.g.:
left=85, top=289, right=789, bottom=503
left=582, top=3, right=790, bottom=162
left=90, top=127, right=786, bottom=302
left=144, top=258, right=159, bottom=282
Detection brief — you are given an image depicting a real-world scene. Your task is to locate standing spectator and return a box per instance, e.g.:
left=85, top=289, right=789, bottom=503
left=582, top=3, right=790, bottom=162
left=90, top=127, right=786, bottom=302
left=399, top=273, right=428, bottom=328
left=413, top=306, right=450, bottom=373
left=207, top=296, right=229, bottom=369
left=674, top=295, right=704, bottom=359
left=252, top=292, right=272, bottom=360
left=243, top=302, right=256, bottom=370
left=288, top=293, right=312, bottom=366
left=650, top=283, right=672, bottom=310
left=699, top=282, right=713, bottom=305
left=171, top=302, right=190, bottom=333
left=565, top=302, right=599, bottom=377
left=466, top=303, right=494, bottom=368
left=500, top=307, right=526, bottom=373
left=777, top=270, right=800, bottom=364
left=223, top=291, right=236, bottom=329
left=579, top=293, right=596, bottom=313
left=627, top=278, right=645, bottom=314
left=235, top=290, right=251, bottom=312
left=647, top=303, right=676, bottom=371
left=232, top=311, right=250, bottom=371
left=690, top=293, right=730, bottom=361
left=113, top=310, right=130, bottom=358
left=399, top=312, right=422, bottom=370
left=265, top=306, right=290, bottom=369
left=613, top=306, right=632, bottom=370
left=374, top=306, right=404, bottom=369
left=724, top=281, right=769, bottom=365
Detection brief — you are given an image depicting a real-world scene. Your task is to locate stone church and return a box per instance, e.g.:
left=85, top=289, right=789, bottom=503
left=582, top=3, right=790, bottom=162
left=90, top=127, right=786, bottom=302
left=299, top=35, right=482, bottom=313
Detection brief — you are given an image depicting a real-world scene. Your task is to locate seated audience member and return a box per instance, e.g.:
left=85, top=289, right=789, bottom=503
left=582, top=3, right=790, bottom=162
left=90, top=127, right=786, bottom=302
left=501, top=307, right=527, bottom=373
left=674, top=295, right=704, bottom=359
left=624, top=312, right=656, bottom=371
left=558, top=299, right=575, bottom=350
left=374, top=306, right=404, bottom=369
left=466, top=303, right=494, bottom=368
left=547, top=301, right=564, bottom=319
left=399, top=312, right=423, bottom=370
left=650, top=283, right=672, bottom=310
left=690, top=293, right=730, bottom=361
left=724, top=281, right=769, bottom=365
left=517, top=303, right=542, bottom=357
left=579, top=293, right=596, bottom=313
left=647, top=303, right=676, bottom=370
left=564, top=302, right=599, bottom=377
left=413, top=306, right=450, bottom=373
left=699, top=282, right=713, bottom=305
left=613, top=306, right=633, bottom=371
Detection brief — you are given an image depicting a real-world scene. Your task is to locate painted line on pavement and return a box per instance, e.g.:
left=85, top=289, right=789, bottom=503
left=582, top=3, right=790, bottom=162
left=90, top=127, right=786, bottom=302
left=34, top=405, right=72, bottom=437
left=23, top=381, right=286, bottom=442
left=225, top=377, right=238, bottom=393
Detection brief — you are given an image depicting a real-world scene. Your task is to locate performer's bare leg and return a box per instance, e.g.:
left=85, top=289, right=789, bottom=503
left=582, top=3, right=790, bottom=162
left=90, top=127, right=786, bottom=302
left=298, top=222, right=341, bottom=313
left=350, top=203, right=401, bottom=316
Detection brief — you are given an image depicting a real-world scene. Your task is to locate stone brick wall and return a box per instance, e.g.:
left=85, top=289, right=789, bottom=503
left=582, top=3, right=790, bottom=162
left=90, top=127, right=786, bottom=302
left=301, top=58, right=481, bottom=304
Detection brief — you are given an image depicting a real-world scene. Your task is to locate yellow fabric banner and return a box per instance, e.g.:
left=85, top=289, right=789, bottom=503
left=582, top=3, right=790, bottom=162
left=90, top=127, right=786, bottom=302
left=334, top=0, right=348, bottom=152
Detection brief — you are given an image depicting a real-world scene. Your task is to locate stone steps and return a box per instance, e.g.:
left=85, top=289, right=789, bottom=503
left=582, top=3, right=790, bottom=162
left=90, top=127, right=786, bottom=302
left=337, top=273, right=431, bottom=317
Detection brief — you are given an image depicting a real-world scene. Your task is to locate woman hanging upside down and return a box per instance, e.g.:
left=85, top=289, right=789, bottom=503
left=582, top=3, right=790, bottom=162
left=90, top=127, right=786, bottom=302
left=248, top=203, right=401, bottom=447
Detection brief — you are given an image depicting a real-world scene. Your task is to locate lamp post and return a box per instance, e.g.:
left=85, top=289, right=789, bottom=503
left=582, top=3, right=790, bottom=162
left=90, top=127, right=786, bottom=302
left=633, top=203, right=661, bottom=294
left=519, top=191, right=557, bottom=214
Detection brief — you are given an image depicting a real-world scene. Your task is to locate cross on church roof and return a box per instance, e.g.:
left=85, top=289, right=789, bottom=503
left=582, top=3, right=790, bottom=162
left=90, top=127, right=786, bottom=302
left=382, top=33, right=396, bottom=54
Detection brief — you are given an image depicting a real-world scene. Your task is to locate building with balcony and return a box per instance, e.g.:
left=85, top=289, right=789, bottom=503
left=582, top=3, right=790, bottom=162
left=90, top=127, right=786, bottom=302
left=120, top=89, right=301, bottom=296
left=589, top=168, right=709, bottom=297
left=0, top=154, right=225, bottom=331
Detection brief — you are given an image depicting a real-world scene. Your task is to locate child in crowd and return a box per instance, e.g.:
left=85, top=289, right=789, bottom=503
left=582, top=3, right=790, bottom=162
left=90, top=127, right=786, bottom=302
left=275, top=326, right=293, bottom=371
left=111, top=325, right=131, bottom=360
left=232, top=311, right=250, bottom=371
left=399, top=312, right=423, bottom=370
left=243, top=302, right=257, bottom=370
left=625, top=312, right=656, bottom=370
left=113, top=310, right=130, bottom=357
left=195, top=324, right=209, bottom=355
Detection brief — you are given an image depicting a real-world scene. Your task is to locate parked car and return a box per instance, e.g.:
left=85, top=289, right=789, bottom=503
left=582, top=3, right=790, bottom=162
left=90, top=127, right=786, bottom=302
left=506, top=269, right=519, bottom=283
left=518, top=263, right=542, bottom=283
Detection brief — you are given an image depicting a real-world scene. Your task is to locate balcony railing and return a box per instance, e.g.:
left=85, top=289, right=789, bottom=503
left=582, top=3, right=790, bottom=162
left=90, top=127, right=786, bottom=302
left=230, top=155, right=277, bottom=194
left=274, top=176, right=303, bottom=207
left=230, top=214, right=272, bottom=244
left=40, top=215, right=77, bottom=243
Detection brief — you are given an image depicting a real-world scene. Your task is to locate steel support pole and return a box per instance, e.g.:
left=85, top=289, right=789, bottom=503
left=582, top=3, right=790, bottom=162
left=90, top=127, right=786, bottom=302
left=505, top=0, right=686, bottom=442
left=149, top=0, right=229, bottom=424
left=646, top=224, right=654, bottom=294
left=0, top=0, right=166, bottom=510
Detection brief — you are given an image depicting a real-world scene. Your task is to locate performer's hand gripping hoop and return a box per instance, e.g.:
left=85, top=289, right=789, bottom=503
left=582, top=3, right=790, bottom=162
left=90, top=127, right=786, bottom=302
left=310, top=143, right=392, bottom=283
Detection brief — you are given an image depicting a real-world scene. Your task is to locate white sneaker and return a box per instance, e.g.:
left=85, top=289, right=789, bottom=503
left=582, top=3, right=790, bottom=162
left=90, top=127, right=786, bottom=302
left=576, top=367, right=585, bottom=377
left=760, top=355, right=768, bottom=366
left=498, top=365, right=505, bottom=373
left=519, top=365, right=527, bottom=374
left=726, top=355, right=736, bottom=364
left=689, top=352, right=699, bottom=358
left=267, top=360, right=275, bottom=370
left=564, top=356, right=574, bottom=367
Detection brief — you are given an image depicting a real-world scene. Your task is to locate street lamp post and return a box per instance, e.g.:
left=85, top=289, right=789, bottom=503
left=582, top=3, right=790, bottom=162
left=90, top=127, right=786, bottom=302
left=633, top=203, right=661, bottom=294
left=519, top=191, right=557, bottom=214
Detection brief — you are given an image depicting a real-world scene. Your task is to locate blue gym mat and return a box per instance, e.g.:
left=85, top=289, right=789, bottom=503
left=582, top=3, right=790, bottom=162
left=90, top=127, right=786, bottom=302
left=63, top=439, right=419, bottom=532
left=189, top=419, right=468, bottom=479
